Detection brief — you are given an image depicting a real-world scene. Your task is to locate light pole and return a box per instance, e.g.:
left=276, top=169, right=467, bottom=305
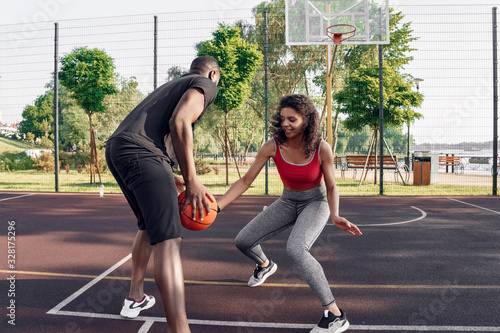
left=408, top=78, right=424, bottom=170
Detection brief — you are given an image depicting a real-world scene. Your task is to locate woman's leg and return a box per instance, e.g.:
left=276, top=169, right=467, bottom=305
left=286, top=189, right=335, bottom=308
left=235, top=195, right=296, bottom=265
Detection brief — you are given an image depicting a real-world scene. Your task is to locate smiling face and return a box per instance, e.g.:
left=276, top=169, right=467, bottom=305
left=271, top=94, right=321, bottom=158
left=280, top=107, right=305, bottom=139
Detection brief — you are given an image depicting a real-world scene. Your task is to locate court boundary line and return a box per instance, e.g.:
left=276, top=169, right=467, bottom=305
left=138, top=320, right=155, bottom=333
left=327, top=205, right=427, bottom=227
left=358, top=205, right=427, bottom=227
left=0, top=193, right=36, bottom=202
left=38, top=251, right=500, bottom=332
left=47, top=310, right=500, bottom=332
left=46, top=254, right=132, bottom=315
left=448, top=198, right=500, bottom=215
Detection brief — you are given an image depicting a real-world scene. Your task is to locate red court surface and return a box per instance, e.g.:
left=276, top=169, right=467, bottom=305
left=1, top=191, right=500, bottom=332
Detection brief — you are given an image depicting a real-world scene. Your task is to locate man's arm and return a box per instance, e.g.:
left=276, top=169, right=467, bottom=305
left=169, top=88, right=213, bottom=220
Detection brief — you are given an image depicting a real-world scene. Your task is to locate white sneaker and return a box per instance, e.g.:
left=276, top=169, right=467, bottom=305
left=310, top=309, right=350, bottom=333
left=248, top=260, right=278, bottom=287
left=120, top=294, right=156, bottom=318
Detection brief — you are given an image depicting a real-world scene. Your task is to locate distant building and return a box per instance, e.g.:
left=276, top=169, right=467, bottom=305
left=0, top=122, right=19, bottom=138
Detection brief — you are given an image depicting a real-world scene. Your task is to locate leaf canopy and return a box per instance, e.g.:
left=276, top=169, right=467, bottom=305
left=59, top=47, right=118, bottom=115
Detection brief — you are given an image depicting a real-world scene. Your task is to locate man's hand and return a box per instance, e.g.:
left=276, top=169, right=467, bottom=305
left=181, top=181, right=215, bottom=221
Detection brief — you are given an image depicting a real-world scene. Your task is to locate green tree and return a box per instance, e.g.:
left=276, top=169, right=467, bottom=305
left=198, top=23, right=263, bottom=184
left=334, top=120, right=350, bottom=156
left=60, top=104, right=90, bottom=149
left=335, top=64, right=423, bottom=132
left=19, top=90, right=54, bottom=140
left=384, top=127, right=408, bottom=154
left=345, top=127, right=371, bottom=154
left=335, top=63, right=423, bottom=184
left=59, top=47, right=118, bottom=184
left=96, top=76, right=144, bottom=142
left=166, top=66, right=188, bottom=82
left=26, top=132, right=35, bottom=149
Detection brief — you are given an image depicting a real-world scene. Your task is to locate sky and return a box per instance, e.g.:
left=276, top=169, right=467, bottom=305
left=1, top=0, right=499, bottom=147
left=0, top=0, right=266, bottom=25
left=0, top=0, right=500, bottom=24
left=1, top=0, right=497, bottom=25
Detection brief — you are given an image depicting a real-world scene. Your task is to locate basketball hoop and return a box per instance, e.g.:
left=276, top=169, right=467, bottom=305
left=326, top=24, right=356, bottom=45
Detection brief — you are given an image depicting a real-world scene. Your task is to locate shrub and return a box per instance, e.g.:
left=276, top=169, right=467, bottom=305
left=0, top=152, right=35, bottom=171
left=75, top=150, right=91, bottom=166
left=32, top=152, right=55, bottom=172
left=58, top=151, right=74, bottom=168
left=195, top=158, right=212, bottom=175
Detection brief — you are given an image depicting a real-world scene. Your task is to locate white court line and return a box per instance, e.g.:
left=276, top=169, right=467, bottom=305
left=47, top=254, right=131, bottom=315
left=46, top=252, right=500, bottom=333
left=354, top=206, right=427, bottom=227
left=448, top=198, right=500, bottom=215
left=49, top=311, right=500, bottom=332
left=138, top=320, right=155, bottom=333
left=0, top=193, right=35, bottom=202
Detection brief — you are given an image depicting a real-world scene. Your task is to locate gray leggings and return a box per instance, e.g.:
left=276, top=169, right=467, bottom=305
left=235, top=186, right=335, bottom=307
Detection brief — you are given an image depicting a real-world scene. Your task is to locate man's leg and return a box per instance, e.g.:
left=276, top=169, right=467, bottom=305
left=128, top=230, right=153, bottom=300
left=153, top=237, right=190, bottom=333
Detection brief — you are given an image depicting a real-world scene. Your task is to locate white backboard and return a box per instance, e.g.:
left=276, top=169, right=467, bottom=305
left=286, top=0, right=390, bottom=45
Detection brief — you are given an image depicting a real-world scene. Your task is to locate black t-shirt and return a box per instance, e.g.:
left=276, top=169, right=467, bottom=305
left=110, top=73, right=218, bottom=158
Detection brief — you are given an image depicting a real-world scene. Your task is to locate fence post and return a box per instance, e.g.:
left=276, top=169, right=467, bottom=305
left=154, top=15, right=158, bottom=90
left=493, top=7, right=498, bottom=195
left=264, top=10, right=269, bottom=195
left=378, top=8, right=384, bottom=195
left=53, top=22, right=59, bottom=192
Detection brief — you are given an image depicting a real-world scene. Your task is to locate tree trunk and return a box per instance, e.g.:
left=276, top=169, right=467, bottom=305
left=224, top=113, right=229, bottom=186
left=242, top=124, right=257, bottom=162
left=225, top=127, right=241, bottom=179
left=88, top=113, right=102, bottom=185
left=89, top=114, right=94, bottom=184
left=374, top=129, right=378, bottom=185
left=331, top=108, right=340, bottom=157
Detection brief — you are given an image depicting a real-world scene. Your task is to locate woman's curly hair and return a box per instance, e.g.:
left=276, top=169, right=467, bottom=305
left=270, top=94, right=322, bottom=158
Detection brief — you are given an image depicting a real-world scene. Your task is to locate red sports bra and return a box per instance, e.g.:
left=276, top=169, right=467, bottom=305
left=273, top=138, right=323, bottom=189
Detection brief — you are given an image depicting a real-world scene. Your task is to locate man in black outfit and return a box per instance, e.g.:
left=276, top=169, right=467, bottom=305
left=106, top=56, right=220, bottom=333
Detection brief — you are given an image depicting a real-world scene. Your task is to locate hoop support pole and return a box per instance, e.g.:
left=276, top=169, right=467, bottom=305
left=326, top=44, right=332, bottom=146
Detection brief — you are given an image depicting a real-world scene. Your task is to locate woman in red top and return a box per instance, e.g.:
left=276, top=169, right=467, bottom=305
left=218, top=94, right=361, bottom=333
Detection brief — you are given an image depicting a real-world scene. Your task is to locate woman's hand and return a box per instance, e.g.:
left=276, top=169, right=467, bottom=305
left=174, top=176, right=185, bottom=194
left=332, top=216, right=362, bottom=235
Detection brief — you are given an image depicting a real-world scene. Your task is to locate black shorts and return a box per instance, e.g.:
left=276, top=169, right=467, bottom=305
left=105, top=137, right=182, bottom=245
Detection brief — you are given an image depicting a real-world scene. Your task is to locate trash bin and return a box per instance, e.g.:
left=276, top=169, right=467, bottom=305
left=413, top=151, right=431, bottom=186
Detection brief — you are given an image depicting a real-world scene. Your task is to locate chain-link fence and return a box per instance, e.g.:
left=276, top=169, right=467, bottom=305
left=0, top=3, right=498, bottom=195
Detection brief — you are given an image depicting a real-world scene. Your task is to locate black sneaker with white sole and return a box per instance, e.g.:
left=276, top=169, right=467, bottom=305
left=248, top=260, right=277, bottom=287
left=309, top=309, right=350, bottom=333
left=120, top=294, right=156, bottom=318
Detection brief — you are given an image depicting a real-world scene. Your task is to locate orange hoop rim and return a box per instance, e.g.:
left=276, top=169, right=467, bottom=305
left=326, top=24, right=356, bottom=45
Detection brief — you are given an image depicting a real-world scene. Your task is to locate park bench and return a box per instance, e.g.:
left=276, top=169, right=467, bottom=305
left=341, top=155, right=409, bottom=183
left=468, top=157, right=500, bottom=175
left=439, top=155, right=464, bottom=174
left=334, top=156, right=343, bottom=169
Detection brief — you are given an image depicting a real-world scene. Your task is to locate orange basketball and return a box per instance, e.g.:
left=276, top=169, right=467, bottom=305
left=177, top=190, right=218, bottom=231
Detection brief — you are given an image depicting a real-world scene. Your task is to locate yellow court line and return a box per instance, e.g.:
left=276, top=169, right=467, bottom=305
left=2, top=270, right=500, bottom=290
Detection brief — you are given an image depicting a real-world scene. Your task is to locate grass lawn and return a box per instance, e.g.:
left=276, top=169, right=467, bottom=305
left=0, top=168, right=493, bottom=196
left=0, top=137, right=40, bottom=153
left=1, top=137, right=494, bottom=195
